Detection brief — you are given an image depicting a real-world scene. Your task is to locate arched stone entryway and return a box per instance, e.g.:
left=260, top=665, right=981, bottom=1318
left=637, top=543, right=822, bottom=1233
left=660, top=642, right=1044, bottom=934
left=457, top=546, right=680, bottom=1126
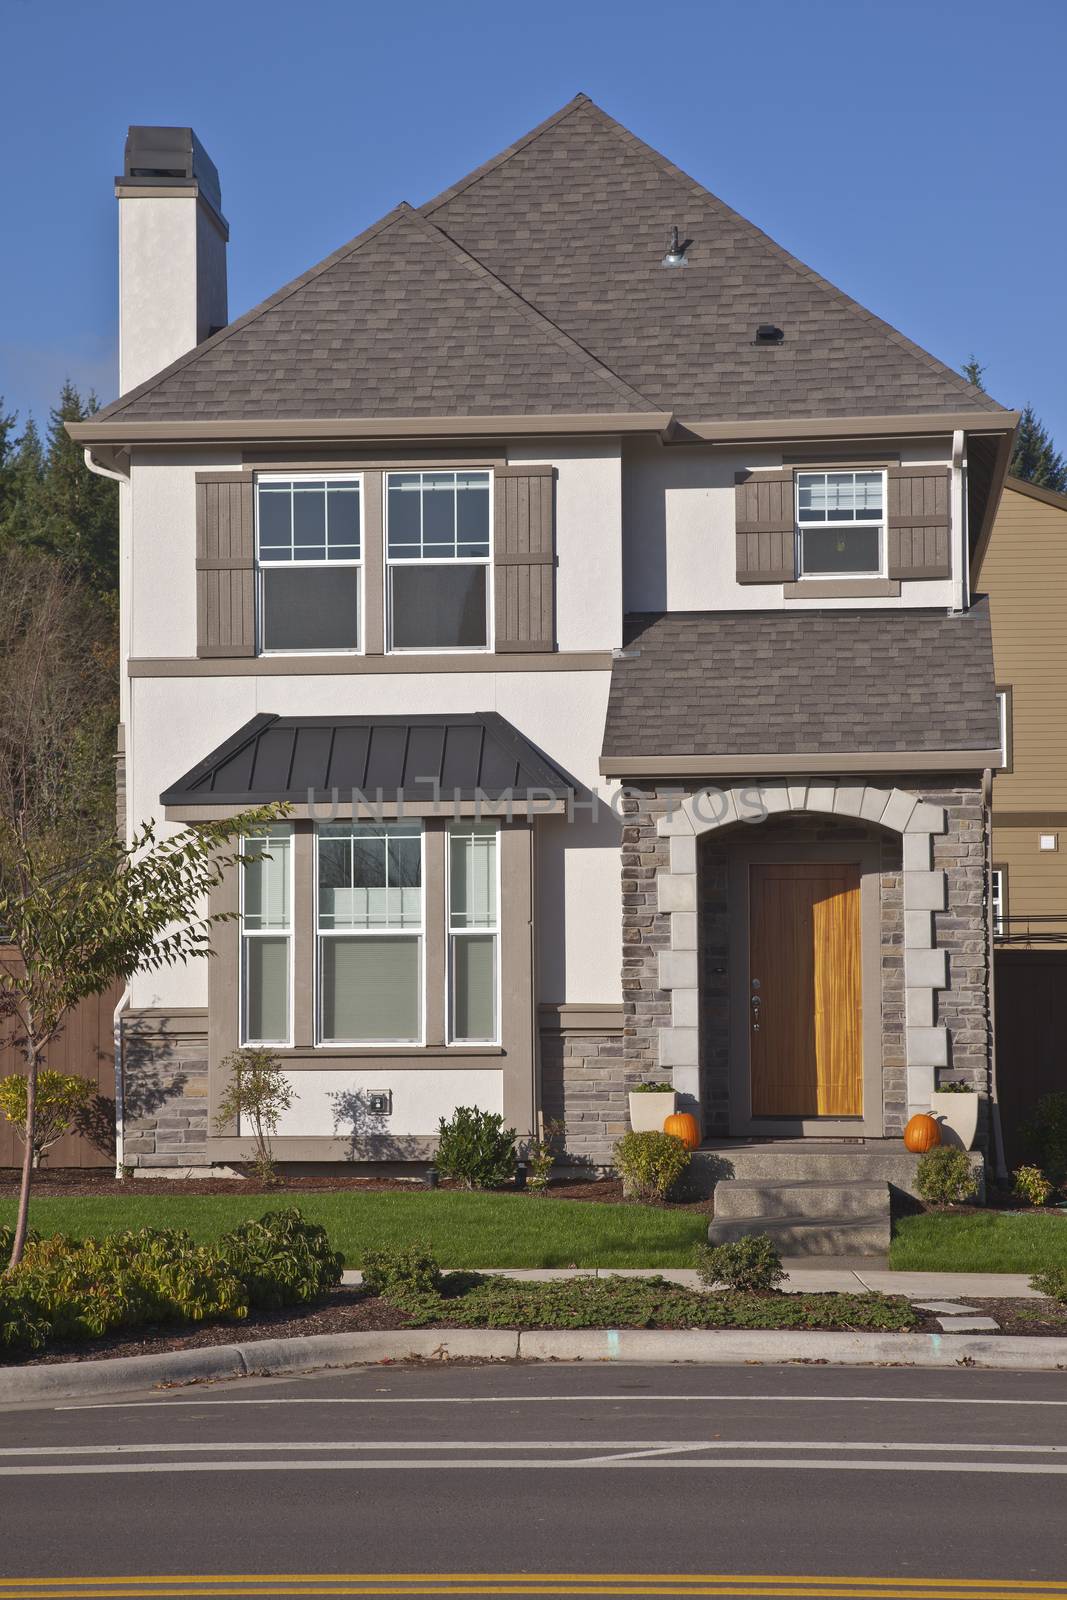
left=654, top=781, right=949, bottom=1121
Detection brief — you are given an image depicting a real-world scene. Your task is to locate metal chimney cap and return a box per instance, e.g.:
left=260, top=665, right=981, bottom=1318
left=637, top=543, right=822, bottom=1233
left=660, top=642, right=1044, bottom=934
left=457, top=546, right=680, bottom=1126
left=121, top=126, right=222, bottom=214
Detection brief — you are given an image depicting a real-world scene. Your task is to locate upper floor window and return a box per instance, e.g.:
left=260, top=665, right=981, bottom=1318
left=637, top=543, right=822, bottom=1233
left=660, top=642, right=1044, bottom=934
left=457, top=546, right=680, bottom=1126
left=796, top=470, right=884, bottom=578
left=386, top=470, right=491, bottom=651
left=256, top=475, right=362, bottom=652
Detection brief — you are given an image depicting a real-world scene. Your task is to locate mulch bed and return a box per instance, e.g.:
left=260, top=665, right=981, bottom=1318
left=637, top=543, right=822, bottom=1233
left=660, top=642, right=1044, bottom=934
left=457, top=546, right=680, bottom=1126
left=5, top=1286, right=1066, bottom=1370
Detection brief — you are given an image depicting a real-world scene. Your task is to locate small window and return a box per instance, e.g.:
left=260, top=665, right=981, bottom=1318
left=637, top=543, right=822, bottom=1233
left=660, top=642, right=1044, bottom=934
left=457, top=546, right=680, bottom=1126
left=240, top=826, right=292, bottom=1044
left=996, top=688, right=1012, bottom=770
left=256, top=476, right=362, bottom=652
left=796, top=470, right=884, bottom=578
left=386, top=471, right=491, bottom=650
left=448, top=824, right=499, bottom=1044
left=316, top=822, right=423, bottom=1044
left=990, top=867, right=1006, bottom=938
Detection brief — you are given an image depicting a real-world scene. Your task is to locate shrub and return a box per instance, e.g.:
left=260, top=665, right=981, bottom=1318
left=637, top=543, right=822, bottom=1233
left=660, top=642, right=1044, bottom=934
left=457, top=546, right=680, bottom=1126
left=1019, top=1093, right=1067, bottom=1188
left=935, top=1079, right=975, bottom=1094
left=916, top=1146, right=979, bottom=1205
left=1013, top=1165, right=1054, bottom=1208
left=693, top=1235, right=786, bottom=1293
left=0, top=1207, right=342, bottom=1354
left=214, top=1047, right=295, bottom=1184
left=522, top=1119, right=564, bottom=1196
left=435, top=1106, right=517, bottom=1189
left=361, top=1243, right=443, bottom=1298
left=1032, top=1266, right=1067, bottom=1305
left=0, top=1071, right=97, bottom=1168
left=613, top=1130, right=691, bottom=1201
left=631, top=1081, right=674, bottom=1094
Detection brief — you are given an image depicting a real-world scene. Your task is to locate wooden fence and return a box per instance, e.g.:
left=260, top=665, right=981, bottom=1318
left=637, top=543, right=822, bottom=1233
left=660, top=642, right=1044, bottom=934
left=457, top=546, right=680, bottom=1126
left=0, top=949, right=122, bottom=1169
left=994, top=949, right=1067, bottom=1168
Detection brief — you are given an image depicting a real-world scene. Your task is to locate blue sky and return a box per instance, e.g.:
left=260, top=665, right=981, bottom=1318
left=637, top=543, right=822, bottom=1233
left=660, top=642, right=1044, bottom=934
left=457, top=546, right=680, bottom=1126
left=3, top=0, right=1065, bottom=444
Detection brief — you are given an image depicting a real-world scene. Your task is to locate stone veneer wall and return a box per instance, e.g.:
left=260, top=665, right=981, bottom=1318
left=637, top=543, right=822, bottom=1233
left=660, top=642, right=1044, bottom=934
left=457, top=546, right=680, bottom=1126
left=120, top=1012, right=209, bottom=1168
left=619, top=775, right=991, bottom=1142
left=539, top=1024, right=628, bottom=1169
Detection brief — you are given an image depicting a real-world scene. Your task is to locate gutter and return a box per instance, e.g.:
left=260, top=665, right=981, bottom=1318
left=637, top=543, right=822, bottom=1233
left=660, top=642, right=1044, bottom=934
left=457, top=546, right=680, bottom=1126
left=984, top=766, right=1009, bottom=1185
left=113, top=988, right=130, bottom=1178
left=951, top=429, right=967, bottom=613
left=66, top=412, right=672, bottom=447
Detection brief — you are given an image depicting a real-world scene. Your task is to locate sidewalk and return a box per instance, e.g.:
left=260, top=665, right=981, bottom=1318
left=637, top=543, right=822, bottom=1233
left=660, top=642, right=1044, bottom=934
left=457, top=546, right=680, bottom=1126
left=340, top=1265, right=1042, bottom=1299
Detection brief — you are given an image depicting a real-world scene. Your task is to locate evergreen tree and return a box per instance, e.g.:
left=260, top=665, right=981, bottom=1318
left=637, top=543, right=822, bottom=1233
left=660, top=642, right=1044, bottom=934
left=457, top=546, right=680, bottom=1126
left=0, top=416, right=46, bottom=547
left=0, top=399, right=18, bottom=530
left=36, top=382, right=119, bottom=593
left=1010, top=405, right=1067, bottom=494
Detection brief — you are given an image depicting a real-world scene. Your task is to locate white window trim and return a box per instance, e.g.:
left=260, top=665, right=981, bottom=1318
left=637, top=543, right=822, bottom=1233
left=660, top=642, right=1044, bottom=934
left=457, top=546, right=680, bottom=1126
left=384, top=469, right=494, bottom=654
left=445, top=822, right=502, bottom=1046
left=255, top=471, right=365, bottom=657
left=996, top=689, right=1011, bottom=770
left=239, top=827, right=294, bottom=1048
left=990, top=867, right=1006, bottom=938
left=794, top=468, right=887, bottom=581
left=313, top=823, right=426, bottom=1048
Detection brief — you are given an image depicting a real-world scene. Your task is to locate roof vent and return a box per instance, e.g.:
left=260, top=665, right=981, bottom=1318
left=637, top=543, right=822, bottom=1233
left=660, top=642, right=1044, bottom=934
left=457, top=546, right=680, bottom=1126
left=754, top=323, right=784, bottom=344
left=662, top=226, right=689, bottom=268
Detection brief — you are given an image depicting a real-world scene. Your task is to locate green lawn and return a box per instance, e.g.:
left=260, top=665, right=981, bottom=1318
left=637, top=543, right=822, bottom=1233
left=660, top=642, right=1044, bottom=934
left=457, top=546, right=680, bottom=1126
left=890, top=1209, right=1067, bottom=1273
left=0, top=1191, right=708, bottom=1269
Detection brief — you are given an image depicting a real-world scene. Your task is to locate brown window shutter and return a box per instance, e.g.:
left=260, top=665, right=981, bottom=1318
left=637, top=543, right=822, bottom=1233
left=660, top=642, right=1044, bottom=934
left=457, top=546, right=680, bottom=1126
left=494, top=465, right=556, bottom=652
left=887, top=466, right=951, bottom=579
left=195, top=473, right=255, bottom=658
left=734, top=469, right=795, bottom=583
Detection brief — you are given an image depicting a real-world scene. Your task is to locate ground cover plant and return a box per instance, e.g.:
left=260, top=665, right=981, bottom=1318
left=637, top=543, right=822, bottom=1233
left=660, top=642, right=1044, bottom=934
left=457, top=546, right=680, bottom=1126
left=0, top=1190, right=709, bottom=1268
left=0, top=1207, right=342, bottom=1353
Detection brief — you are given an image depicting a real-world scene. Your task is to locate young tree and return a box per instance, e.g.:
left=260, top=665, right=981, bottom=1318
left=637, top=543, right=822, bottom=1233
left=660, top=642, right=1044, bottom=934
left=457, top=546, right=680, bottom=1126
left=0, top=806, right=281, bottom=1269
left=1010, top=404, right=1067, bottom=494
left=214, top=1047, right=296, bottom=1184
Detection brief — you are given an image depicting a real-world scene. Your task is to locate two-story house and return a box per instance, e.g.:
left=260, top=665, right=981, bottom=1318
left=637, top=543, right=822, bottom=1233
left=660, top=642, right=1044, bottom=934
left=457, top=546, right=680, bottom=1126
left=72, top=100, right=1015, bottom=1219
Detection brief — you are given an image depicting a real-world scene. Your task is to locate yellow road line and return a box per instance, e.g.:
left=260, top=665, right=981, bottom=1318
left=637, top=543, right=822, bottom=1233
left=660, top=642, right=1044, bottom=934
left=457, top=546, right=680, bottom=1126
left=0, top=1582, right=1065, bottom=1599
left=3, top=1579, right=1067, bottom=1588
left=0, top=1586, right=1065, bottom=1600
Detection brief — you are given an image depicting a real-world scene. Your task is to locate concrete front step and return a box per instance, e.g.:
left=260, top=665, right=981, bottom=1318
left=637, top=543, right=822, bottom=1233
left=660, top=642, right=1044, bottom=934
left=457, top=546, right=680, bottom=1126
left=711, top=1177, right=888, bottom=1222
left=707, top=1212, right=891, bottom=1257
left=691, top=1143, right=985, bottom=1202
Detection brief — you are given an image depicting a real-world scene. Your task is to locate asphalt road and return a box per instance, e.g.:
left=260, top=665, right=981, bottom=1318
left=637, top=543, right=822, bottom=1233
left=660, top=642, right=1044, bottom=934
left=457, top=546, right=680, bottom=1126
left=1, top=1361, right=1066, bottom=1598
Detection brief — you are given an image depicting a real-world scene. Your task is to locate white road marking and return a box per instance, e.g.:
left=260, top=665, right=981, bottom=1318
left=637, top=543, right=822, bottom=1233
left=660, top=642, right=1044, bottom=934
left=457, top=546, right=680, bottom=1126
left=5, top=1441, right=1067, bottom=1458
left=58, top=1391, right=1067, bottom=1412
left=4, top=1457, right=1067, bottom=1477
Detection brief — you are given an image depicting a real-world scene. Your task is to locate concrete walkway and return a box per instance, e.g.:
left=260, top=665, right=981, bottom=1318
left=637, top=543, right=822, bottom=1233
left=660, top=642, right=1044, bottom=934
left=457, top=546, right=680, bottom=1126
left=340, top=1265, right=1042, bottom=1298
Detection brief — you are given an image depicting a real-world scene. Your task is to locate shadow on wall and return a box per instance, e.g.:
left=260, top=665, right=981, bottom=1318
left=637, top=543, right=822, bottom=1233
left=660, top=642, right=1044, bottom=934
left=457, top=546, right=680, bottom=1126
left=330, top=1088, right=429, bottom=1162
left=121, top=1012, right=192, bottom=1124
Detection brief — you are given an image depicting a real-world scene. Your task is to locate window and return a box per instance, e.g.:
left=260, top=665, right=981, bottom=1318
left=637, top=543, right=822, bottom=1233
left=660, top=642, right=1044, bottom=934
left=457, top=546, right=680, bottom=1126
left=990, top=868, right=1006, bottom=938
left=386, top=470, right=491, bottom=650
left=448, top=824, right=499, bottom=1043
left=996, top=688, right=1012, bottom=770
left=796, top=470, right=884, bottom=577
left=316, top=822, right=423, bottom=1043
left=240, top=826, right=292, bottom=1044
left=256, top=475, right=362, bottom=652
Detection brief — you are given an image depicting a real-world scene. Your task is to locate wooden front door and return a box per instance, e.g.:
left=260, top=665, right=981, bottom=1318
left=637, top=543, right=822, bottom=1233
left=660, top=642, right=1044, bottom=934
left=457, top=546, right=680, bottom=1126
left=749, top=862, right=863, bottom=1118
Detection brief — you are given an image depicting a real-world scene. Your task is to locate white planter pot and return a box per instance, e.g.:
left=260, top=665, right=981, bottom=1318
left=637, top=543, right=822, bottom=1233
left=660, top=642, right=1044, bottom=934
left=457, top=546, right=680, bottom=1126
left=628, top=1091, right=677, bottom=1133
left=930, top=1092, right=980, bottom=1151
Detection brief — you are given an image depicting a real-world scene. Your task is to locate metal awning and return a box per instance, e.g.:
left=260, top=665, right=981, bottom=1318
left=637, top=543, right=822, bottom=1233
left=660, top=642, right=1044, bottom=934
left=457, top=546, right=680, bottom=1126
left=160, top=712, right=573, bottom=811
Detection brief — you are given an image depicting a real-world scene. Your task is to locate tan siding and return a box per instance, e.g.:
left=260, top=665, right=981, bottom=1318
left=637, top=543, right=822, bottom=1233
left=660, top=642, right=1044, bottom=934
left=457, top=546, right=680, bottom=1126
left=993, top=826, right=1067, bottom=932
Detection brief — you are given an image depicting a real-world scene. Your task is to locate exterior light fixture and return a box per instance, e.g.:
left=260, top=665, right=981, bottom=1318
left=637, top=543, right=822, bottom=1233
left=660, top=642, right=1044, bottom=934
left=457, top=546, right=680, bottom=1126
left=662, top=226, right=688, bottom=267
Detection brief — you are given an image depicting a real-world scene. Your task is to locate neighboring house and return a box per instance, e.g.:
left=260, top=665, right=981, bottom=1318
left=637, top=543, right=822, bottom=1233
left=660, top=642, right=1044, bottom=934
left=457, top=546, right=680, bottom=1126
left=973, top=476, right=1067, bottom=1160
left=71, top=99, right=1015, bottom=1192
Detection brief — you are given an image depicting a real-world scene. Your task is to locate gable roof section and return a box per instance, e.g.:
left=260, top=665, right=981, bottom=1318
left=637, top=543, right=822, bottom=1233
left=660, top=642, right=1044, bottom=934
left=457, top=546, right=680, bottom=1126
left=424, top=96, right=1007, bottom=422
left=94, top=201, right=654, bottom=425
left=160, top=712, right=575, bottom=807
left=600, top=601, right=1000, bottom=770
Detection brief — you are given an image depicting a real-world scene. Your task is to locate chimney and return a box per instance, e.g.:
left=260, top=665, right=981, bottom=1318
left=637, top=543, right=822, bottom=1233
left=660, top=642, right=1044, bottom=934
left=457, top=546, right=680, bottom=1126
left=116, top=126, right=228, bottom=394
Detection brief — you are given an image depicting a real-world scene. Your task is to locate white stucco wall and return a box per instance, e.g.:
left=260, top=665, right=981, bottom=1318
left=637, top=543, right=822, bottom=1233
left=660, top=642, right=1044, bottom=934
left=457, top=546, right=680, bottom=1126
left=119, top=196, right=199, bottom=395
left=269, top=1069, right=504, bottom=1138
left=622, top=438, right=958, bottom=613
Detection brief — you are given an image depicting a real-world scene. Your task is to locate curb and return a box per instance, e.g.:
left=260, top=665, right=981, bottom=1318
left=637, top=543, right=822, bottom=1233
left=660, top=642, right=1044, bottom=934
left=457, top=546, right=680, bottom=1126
left=2, top=1326, right=1066, bottom=1404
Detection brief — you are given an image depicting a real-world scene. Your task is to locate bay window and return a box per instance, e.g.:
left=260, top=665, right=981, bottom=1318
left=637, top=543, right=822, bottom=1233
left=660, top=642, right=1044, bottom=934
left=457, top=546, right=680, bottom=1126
left=448, top=824, right=499, bottom=1044
left=256, top=475, right=362, bottom=652
left=796, top=469, right=884, bottom=577
left=386, top=470, right=491, bottom=650
left=240, top=825, right=292, bottom=1044
left=317, top=822, right=423, bottom=1044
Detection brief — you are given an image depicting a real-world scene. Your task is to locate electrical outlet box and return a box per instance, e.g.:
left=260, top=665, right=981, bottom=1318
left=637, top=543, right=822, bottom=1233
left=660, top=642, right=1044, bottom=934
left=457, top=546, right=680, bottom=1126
left=368, top=1091, right=392, bottom=1116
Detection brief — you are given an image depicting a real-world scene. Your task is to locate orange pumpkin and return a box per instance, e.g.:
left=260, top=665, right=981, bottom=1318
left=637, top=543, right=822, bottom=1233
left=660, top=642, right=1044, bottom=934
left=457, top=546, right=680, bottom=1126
left=663, top=1111, right=701, bottom=1150
left=904, top=1112, right=942, bottom=1154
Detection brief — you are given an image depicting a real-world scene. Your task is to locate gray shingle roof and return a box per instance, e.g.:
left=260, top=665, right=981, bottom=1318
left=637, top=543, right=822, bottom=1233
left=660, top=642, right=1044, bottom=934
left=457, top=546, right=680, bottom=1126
left=601, top=600, right=1000, bottom=762
left=97, top=203, right=653, bottom=424
left=161, top=712, right=574, bottom=806
left=95, top=96, right=1005, bottom=428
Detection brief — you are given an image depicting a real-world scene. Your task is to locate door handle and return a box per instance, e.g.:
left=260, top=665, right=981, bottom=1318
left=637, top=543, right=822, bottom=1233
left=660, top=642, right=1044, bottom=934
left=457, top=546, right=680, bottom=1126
left=751, top=982, right=762, bottom=1033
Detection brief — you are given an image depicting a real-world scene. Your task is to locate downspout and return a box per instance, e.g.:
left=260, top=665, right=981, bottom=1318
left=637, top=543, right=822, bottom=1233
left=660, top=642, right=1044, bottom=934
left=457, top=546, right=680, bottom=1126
left=113, top=989, right=130, bottom=1178
left=950, top=428, right=967, bottom=613
left=983, top=766, right=1009, bottom=1184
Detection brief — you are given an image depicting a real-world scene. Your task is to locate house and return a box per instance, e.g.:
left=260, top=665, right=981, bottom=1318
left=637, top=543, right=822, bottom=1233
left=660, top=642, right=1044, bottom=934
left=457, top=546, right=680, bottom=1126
left=71, top=100, right=1015, bottom=1228
left=972, top=475, right=1067, bottom=1162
